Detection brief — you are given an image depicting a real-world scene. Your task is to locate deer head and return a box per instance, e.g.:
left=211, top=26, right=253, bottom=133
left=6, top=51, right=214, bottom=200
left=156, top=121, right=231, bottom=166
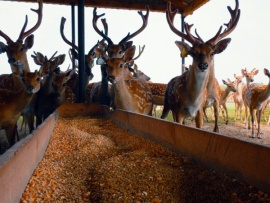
left=0, top=0, right=43, bottom=72
left=166, top=0, right=240, bottom=72
left=128, top=64, right=151, bottom=81
left=93, top=6, right=149, bottom=58
left=241, top=68, right=259, bottom=85
left=51, top=69, right=75, bottom=105
left=222, top=78, right=237, bottom=93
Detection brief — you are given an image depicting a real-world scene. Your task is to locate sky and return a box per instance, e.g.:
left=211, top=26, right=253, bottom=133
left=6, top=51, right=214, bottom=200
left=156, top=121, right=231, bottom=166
left=0, top=0, right=270, bottom=85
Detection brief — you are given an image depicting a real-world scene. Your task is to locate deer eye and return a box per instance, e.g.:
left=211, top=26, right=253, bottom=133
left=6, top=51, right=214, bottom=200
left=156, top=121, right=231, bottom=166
left=119, top=64, right=124, bottom=68
left=20, top=47, right=24, bottom=52
left=62, top=83, right=66, bottom=87
left=36, top=77, right=40, bottom=82
left=119, top=50, right=123, bottom=55
left=210, top=52, right=214, bottom=57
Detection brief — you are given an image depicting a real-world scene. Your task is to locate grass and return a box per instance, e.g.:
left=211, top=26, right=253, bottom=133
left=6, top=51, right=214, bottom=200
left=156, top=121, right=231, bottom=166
left=154, top=101, right=270, bottom=125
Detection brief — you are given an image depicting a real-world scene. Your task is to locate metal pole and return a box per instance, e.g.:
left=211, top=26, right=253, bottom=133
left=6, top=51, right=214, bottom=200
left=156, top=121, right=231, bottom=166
left=71, top=3, right=76, bottom=70
left=181, top=14, right=186, bottom=73
left=77, top=0, right=85, bottom=102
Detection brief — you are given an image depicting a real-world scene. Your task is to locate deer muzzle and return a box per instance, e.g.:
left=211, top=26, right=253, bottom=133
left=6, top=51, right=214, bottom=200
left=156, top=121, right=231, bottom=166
left=107, top=75, right=116, bottom=84
left=198, top=63, right=208, bottom=71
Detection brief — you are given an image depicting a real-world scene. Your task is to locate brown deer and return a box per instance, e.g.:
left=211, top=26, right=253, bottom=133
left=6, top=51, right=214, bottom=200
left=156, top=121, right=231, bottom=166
left=233, top=73, right=244, bottom=121
left=0, top=0, right=43, bottom=134
left=241, top=68, right=259, bottom=126
left=242, top=68, right=270, bottom=138
left=0, top=64, right=41, bottom=148
left=219, top=79, right=237, bottom=124
left=161, top=1, right=240, bottom=131
left=31, top=52, right=68, bottom=125
left=95, top=45, right=153, bottom=115
left=90, top=7, right=149, bottom=106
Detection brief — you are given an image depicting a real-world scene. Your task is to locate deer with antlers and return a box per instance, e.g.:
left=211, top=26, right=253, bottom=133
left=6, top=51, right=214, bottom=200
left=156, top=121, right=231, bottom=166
left=242, top=68, right=270, bottom=138
left=219, top=79, right=237, bottom=124
left=90, top=7, right=149, bottom=106
left=0, top=64, right=41, bottom=148
left=95, top=45, right=153, bottom=114
left=0, top=0, right=42, bottom=135
left=161, top=1, right=240, bottom=131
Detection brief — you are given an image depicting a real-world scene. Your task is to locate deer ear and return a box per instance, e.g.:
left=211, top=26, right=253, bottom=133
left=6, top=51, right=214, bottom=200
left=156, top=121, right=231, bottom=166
left=254, top=69, right=259, bottom=75
left=175, top=41, right=191, bottom=58
left=264, top=68, right=270, bottom=77
left=222, top=79, right=228, bottom=85
left=56, top=54, right=66, bottom=65
left=214, top=38, right=231, bottom=54
left=123, top=41, right=133, bottom=50
left=0, top=42, right=7, bottom=54
left=124, top=45, right=136, bottom=62
left=24, top=34, right=34, bottom=49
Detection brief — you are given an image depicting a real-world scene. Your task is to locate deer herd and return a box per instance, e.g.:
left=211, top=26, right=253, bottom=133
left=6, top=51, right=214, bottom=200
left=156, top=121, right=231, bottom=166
left=0, top=0, right=269, bottom=152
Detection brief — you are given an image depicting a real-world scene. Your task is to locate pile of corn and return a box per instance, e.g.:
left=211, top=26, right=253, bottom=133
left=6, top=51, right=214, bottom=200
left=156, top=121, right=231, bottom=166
left=20, top=116, right=270, bottom=202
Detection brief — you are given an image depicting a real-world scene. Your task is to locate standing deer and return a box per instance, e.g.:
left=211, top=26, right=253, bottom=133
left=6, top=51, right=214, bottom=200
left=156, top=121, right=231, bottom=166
left=233, top=73, right=244, bottom=121
left=161, top=1, right=240, bottom=132
left=90, top=7, right=149, bottom=106
left=0, top=0, right=43, bottom=135
left=0, top=64, right=41, bottom=148
left=219, top=79, right=237, bottom=124
left=32, top=52, right=75, bottom=125
left=241, top=68, right=259, bottom=126
left=242, top=68, right=270, bottom=138
left=95, top=45, right=153, bottom=115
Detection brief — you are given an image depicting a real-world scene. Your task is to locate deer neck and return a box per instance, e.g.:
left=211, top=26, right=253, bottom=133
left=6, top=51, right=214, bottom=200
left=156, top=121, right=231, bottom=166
left=236, top=81, right=243, bottom=95
left=187, top=66, right=209, bottom=98
left=221, top=88, right=231, bottom=101
left=112, top=78, right=133, bottom=110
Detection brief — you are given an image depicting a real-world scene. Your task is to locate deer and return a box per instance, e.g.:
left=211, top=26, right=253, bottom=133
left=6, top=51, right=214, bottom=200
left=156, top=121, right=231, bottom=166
left=242, top=68, right=270, bottom=138
left=0, top=64, right=41, bottom=148
left=233, top=73, right=244, bottom=121
left=0, top=0, right=43, bottom=134
left=32, top=52, right=75, bottom=125
left=161, top=1, right=240, bottom=132
left=95, top=45, right=153, bottom=115
left=219, top=79, right=237, bottom=124
left=241, top=68, right=259, bottom=126
left=90, top=7, right=149, bottom=106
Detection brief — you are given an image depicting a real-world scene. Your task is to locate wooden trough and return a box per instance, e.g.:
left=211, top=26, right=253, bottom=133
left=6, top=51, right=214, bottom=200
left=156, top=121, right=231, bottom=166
left=0, top=103, right=270, bottom=203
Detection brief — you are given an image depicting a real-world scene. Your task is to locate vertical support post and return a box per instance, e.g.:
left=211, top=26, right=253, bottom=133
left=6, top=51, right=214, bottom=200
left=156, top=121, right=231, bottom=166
left=181, top=14, right=186, bottom=73
left=77, top=0, right=85, bottom=102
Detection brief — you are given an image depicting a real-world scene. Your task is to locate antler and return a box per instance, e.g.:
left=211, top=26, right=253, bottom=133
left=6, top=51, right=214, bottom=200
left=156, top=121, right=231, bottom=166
left=166, top=2, right=200, bottom=45
left=93, top=8, right=113, bottom=45
left=119, top=6, right=149, bottom=44
left=17, top=0, right=43, bottom=42
left=124, top=45, right=145, bottom=66
left=60, top=17, right=78, bottom=50
left=207, top=0, right=240, bottom=45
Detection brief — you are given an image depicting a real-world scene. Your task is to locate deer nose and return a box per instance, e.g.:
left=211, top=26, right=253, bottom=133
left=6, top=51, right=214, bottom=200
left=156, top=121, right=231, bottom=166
left=198, top=63, right=208, bottom=71
left=107, top=75, right=115, bottom=83
left=8, top=58, right=15, bottom=64
left=26, top=86, right=34, bottom=93
left=54, top=93, right=61, bottom=99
